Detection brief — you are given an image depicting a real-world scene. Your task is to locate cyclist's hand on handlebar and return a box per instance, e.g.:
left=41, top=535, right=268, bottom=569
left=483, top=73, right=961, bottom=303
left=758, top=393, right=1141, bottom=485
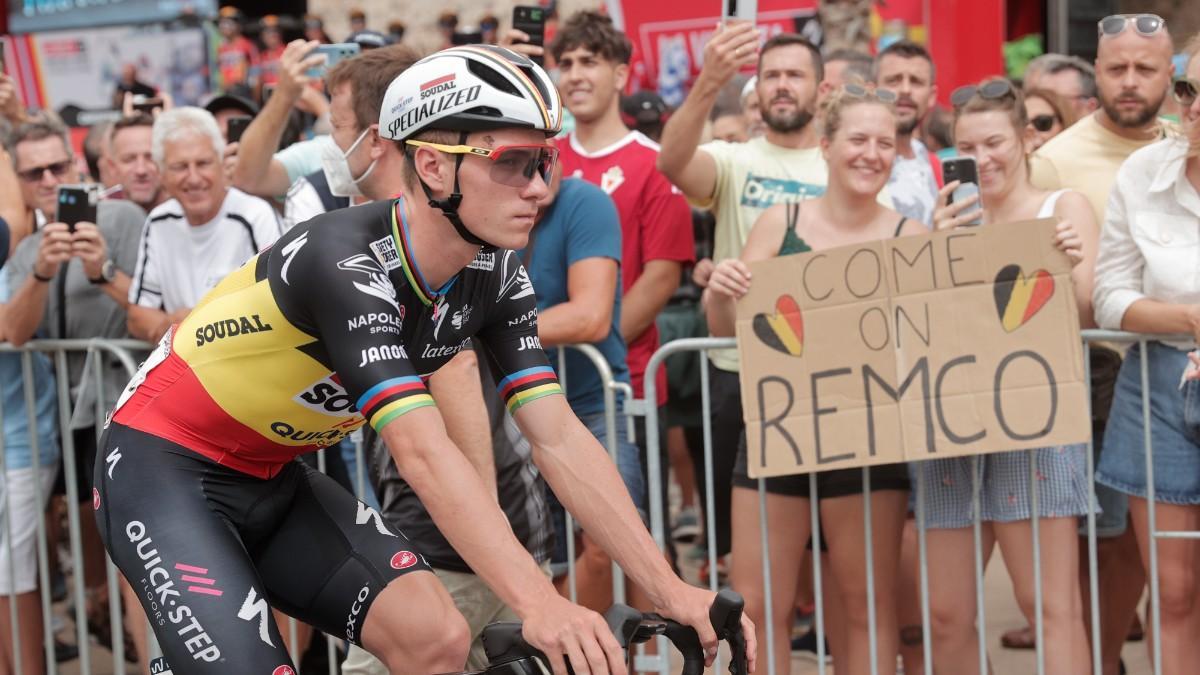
left=521, top=595, right=627, bottom=674
left=656, top=582, right=758, bottom=672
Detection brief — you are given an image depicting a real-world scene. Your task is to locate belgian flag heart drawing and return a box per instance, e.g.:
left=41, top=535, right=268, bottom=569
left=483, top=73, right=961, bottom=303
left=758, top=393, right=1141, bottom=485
left=993, top=264, right=1055, bottom=332
left=752, top=295, right=804, bottom=357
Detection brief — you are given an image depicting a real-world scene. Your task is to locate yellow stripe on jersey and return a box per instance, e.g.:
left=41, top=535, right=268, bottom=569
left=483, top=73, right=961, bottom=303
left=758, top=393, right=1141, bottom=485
left=369, top=394, right=437, bottom=432
left=504, top=383, right=563, bottom=414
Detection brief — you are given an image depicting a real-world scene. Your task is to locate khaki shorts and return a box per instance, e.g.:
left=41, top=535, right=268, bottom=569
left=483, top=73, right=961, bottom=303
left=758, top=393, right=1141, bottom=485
left=342, top=562, right=552, bottom=673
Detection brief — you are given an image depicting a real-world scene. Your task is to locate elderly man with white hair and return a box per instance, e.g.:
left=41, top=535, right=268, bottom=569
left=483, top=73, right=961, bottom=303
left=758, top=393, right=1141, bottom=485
left=127, top=107, right=281, bottom=343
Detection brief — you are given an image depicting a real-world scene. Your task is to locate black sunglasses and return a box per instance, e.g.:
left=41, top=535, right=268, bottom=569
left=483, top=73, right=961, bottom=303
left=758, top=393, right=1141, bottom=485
left=1029, top=114, right=1057, bottom=132
left=950, top=79, right=1016, bottom=108
left=1173, top=78, right=1198, bottom=107
left=1098, top=14, right=1165, bottom=38
left=16, top=159, right=73, bottom=183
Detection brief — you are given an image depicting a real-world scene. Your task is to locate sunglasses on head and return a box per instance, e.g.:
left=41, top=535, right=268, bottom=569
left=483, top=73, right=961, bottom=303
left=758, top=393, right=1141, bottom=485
left=843, top=82, right=899, bottom=103
left=950, top=79, right=1016, bottom=108
left=16, top=159, right=73, bottom=183
left=1098, top=14, right=1165, bottom=38
left=1173, top=78, right=1199, bottom=107
left=1029, top=114, right=1058, bottom=132
left=406, top=140, right=558, bottom=188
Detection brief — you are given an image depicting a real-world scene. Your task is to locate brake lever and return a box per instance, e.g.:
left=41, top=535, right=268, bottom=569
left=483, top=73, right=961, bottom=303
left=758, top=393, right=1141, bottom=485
left=710, top=588, right=747, bottom=675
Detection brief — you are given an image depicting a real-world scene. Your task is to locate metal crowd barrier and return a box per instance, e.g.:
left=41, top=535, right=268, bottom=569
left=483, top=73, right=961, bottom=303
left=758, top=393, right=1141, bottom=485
left=640, top=329, right=1195, bottom=675
left=4, top=329, right=1195, bottom=675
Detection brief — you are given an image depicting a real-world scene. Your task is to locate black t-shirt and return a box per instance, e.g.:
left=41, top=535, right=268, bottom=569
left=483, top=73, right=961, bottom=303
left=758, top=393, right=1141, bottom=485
left=367, top=339, right=553, bottom=572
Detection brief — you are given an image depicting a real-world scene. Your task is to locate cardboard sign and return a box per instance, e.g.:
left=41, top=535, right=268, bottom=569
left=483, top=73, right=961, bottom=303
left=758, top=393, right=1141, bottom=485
left=737, top=219, right=1090, bottom=478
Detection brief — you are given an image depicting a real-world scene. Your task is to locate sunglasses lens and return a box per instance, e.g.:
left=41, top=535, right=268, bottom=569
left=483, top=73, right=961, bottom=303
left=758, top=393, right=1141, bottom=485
left=1135, top=15, right=1161, bottom=34
left=982, top=80, right=1011, bottom=99
left=1031, top=115, right=1055, bottom=132
left=1100, top=16, right=1126, bottom=35
left=950, top=86, right=976, bottom=108
left=489, top=147, right=556, bottom=187
left=1174, top=79, right=1198, bottom=105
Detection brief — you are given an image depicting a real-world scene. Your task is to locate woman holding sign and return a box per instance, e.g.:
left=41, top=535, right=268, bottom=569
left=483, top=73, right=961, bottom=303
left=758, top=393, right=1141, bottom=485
left=1094, top=37, right=1200, bottom=673
left=927, top=77, right=1096, bottom=675
left=708, top=84, right=925, bottom=675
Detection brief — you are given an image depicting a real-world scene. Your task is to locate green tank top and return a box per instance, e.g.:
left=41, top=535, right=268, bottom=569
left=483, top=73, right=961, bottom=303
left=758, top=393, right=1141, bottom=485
left=778, top=201, right=908, bottom=255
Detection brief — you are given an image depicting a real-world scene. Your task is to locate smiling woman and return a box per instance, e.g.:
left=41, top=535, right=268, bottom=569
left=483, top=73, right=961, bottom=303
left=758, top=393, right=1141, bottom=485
left=705, top=84, right=924, bottom=675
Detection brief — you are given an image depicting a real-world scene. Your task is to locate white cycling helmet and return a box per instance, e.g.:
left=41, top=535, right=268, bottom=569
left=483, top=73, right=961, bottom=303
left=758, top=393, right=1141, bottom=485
left=379, top=44, right=562, bottom=140
left=379, top=45, right=562, bottom=250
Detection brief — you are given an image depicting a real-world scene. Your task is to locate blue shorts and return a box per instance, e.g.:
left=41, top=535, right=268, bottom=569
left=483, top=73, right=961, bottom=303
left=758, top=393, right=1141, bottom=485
left=914, top=444, right=1092, bottom=530
left=1097, top=341, right=1200, bottom=505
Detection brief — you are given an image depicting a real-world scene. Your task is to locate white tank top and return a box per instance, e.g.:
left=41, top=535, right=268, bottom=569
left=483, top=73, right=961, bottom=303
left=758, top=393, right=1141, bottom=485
left=1037, top=189, right=1067, bottom=218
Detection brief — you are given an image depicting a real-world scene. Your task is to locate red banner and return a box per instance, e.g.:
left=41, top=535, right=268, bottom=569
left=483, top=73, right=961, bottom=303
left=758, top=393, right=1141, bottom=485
left=610, top=0, right=819, bottom=105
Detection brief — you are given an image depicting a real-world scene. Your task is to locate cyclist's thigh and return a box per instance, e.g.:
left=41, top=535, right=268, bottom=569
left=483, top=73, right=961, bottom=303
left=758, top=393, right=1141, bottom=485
left=94, top=423, right=294, bottom=674
left=254, top=460, right=434, bottom=645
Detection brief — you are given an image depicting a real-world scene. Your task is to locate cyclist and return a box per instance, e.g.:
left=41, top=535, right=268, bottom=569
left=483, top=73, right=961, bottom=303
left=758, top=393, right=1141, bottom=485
left=95, top=44, right=754, bottom=675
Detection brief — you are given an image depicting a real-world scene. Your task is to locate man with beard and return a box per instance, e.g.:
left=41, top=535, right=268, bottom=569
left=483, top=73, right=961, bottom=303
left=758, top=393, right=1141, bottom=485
left=1028, top=15, right=1174, bottom=675
left=657, top=24, right=890, bottom=567
left=874, top=40, right=940, bottom=224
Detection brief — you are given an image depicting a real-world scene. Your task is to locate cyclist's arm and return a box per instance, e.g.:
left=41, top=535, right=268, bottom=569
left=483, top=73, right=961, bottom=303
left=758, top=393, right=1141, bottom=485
left=520, top=394, right=676, bottom=591
left=427, top=349, right=497, bottom=499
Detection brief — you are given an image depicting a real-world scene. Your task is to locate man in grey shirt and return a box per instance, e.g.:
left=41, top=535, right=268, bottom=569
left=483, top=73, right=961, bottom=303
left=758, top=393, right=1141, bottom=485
left=3, top=115, right=145, bottom=655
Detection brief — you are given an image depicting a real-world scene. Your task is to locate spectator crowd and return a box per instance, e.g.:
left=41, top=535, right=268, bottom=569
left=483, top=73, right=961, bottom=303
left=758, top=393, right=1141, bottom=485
left=0, top=5, right=1199, bottom=675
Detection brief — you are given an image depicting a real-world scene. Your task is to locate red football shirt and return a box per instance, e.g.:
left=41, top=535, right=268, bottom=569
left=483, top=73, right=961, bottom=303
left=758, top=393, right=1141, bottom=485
left=218, top=36, right=259, bottom=90
left=555, top=131, right=694, bottom=406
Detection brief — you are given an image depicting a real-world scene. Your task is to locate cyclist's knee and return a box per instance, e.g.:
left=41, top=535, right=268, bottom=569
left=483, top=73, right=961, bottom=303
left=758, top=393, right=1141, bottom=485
left=371, top=606, right=469, bottom=672
left=363, top=575, right=470, bottom=672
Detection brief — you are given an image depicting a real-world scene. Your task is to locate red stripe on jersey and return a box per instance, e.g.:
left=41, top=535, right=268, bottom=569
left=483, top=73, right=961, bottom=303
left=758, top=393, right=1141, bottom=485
left=498, top=370, right=557, bottom=400
left=360, top=380, right=428, bottom=417
left=112, top=351, right=304, bottom=479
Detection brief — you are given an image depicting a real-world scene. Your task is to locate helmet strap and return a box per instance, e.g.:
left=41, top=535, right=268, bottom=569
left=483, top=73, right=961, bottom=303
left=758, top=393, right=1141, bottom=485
left=420, top=131, right=499, bottom=251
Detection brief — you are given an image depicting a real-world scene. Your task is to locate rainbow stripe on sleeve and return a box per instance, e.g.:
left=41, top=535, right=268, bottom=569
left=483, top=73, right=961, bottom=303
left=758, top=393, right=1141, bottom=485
left=497, top=366, right=563, bottom=414
left=358, top=376, right=437, bottom=431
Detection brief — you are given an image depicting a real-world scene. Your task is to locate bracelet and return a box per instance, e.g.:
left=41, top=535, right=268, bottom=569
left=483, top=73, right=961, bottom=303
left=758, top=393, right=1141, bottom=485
left=32, top=270, right=53, bottom=283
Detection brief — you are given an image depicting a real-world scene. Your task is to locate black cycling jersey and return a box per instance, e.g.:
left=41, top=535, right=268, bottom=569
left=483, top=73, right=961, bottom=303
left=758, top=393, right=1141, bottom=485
left=98, top=198, right=564, bottom=673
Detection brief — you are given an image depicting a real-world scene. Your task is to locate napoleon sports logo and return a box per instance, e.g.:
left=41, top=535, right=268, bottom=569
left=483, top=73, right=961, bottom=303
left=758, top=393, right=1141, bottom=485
left=993, top=265, right=1055, bottom=333
left=752, top=295, right=804, bottom=357
left=337, top=254, right=401, bottom=313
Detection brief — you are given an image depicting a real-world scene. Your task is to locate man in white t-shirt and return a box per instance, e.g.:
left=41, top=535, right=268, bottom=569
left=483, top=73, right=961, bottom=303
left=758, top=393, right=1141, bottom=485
left=874, top=40, right=941, bottom=225
left=128, top=107, right=281, bottom=342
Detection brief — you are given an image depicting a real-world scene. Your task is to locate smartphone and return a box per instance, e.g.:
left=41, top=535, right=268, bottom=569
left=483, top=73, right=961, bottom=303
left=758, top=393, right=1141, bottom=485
left=512, top=6, right=546, bottom=66
left=226, top=115, right=252, bottom=143
left=307, top=43, right=361, bottom=78
left=56, top=185, right=100, bottom=232
left=131, top=95, right=163, bottom=114
left=724, top=0, right=758, bottom=22
left=941, top=157, right=983, bottom=226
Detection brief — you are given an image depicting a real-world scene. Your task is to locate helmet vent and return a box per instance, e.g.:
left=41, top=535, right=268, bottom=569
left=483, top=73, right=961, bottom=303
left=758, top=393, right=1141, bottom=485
left=468, top=59, right=522, bottom=97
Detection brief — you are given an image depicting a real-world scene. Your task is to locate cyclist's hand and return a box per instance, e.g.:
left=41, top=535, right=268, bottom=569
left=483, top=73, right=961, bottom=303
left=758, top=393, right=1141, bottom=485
left=655, top=582, right=758, bottom=672
left=521, top=595, right=626, bottom=674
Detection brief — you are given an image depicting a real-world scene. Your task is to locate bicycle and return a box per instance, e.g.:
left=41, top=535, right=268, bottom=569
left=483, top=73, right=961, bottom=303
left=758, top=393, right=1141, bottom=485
left=463, top=587, right=749, bottom=675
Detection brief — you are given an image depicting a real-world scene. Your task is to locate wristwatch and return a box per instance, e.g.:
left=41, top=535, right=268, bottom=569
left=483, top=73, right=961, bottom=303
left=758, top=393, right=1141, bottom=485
left=89, top=259, right=117, bottom=285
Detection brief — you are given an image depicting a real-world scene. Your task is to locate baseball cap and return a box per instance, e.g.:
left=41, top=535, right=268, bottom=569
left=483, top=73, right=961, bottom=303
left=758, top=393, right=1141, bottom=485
left=203, top=92, right=259, bottom=117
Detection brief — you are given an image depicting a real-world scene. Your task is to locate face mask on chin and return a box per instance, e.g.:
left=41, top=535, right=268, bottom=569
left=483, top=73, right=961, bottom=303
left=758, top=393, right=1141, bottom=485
left=321, top=127, right=378, bottom=197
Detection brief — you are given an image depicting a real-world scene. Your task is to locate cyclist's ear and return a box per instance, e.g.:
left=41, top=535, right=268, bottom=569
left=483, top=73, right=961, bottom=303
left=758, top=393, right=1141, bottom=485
left=367, top=124, right=385, bottom=159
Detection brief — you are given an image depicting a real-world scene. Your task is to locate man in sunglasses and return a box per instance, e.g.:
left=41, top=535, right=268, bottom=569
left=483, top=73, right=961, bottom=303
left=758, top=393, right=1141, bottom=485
left=1028, top=14, right=1175, bottom=675
left=94, top=44, right=751, bottom=674
left=3, top=115, right=147, bottom=660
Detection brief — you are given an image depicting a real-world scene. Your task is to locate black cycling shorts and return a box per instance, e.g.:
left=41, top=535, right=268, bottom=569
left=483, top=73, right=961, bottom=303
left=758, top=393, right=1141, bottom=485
left=94, top=423, right=431, bottom=673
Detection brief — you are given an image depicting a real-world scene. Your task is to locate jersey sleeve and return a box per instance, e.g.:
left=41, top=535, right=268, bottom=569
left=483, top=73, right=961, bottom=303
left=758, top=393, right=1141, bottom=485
left=641, top=170, right=696, bottom=265
left=282, top=226, right=436, bottom=433
left=477, top=250, right=564, bottom=415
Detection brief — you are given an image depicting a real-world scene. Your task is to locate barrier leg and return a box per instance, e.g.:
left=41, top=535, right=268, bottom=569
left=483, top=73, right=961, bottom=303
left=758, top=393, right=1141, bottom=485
left=23, top=354, right=58, bottom=675
left=811, top=474, right=827, bottom=675
left=1140, top=341, right=1162, bottom=675
left=863, top=467, right=879, bottom=675
left=758, top=480, right=774, bottom=675
left=0, top=387, right=24, bottom=675
left=915, top=466, right=933, bottom=675
left=1030, top=449, right=1045, bottom=675
left=1082, top=343, right=1102, bottom=675
left=972, top=455, right=987, bottom=674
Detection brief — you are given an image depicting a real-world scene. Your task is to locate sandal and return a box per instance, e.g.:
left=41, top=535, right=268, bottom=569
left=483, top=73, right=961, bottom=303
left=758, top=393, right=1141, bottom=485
left=1000, top=625, right=1035, bottom=650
